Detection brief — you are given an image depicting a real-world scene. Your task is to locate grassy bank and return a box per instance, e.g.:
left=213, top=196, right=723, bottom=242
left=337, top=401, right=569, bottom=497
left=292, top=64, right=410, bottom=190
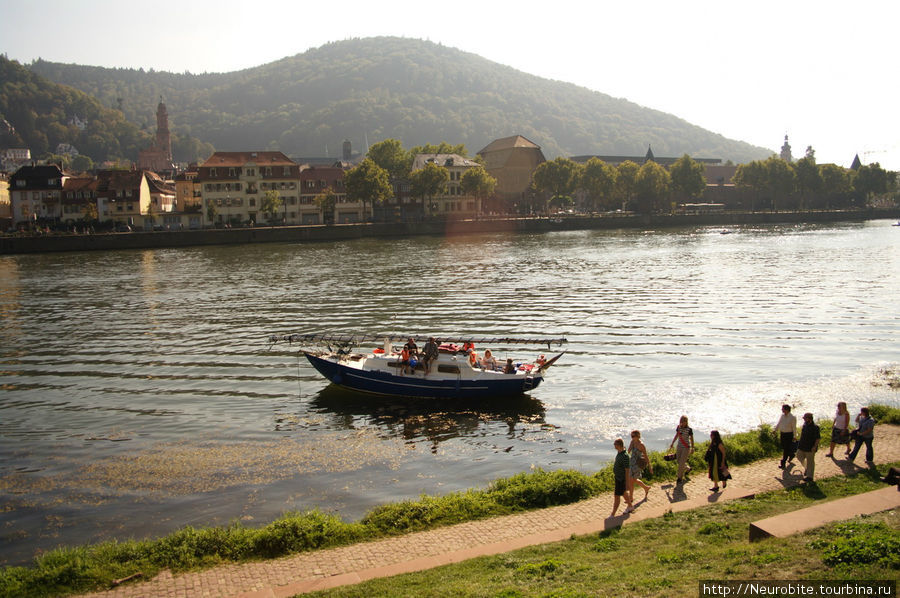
left=307, top=465, right=900, bottom=598
left=2, top=404, right=898, bottom=598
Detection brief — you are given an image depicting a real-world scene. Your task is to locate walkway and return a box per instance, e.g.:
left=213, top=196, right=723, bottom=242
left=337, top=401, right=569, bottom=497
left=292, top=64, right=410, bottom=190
left=79, top=425, right=900, bottom=598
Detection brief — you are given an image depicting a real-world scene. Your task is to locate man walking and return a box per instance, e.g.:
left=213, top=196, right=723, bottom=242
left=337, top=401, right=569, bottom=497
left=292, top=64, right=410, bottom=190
left=775, top=404, right=797, bottom=469
left=848, top=407, right=876, bottom=464
left=795, top=412, right=820, bottom=482
left=610, top=438, right=633, bottom=517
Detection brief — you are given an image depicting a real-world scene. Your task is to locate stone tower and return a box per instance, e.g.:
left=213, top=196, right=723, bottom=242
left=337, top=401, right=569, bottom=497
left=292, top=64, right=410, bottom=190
left=155, top=98, right=172, bottom=163
left=780, top=135, right=793, bottom=162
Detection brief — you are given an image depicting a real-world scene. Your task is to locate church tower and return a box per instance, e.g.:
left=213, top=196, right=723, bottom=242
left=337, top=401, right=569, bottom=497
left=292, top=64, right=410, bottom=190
left=780, top=135, right=793, bottom=162
left=155, top=98, right=172, bottom=163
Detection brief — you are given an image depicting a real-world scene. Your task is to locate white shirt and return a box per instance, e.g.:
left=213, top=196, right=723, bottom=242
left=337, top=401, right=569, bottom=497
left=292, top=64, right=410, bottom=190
left=775, top=413, right=797, bottom=434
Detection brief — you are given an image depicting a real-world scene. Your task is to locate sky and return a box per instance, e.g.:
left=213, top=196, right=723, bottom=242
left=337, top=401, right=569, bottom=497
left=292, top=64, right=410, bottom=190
left=2, top=0, right=898, bottom=170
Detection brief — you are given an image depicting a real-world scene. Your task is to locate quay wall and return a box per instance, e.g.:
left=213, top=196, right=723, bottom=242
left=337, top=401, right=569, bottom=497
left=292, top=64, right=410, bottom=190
left=2, top=209, right=898, bottom=255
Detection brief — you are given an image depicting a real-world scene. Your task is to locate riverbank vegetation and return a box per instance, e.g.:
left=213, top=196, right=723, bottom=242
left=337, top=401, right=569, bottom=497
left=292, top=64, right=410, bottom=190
left=308, top=467, right=899, bottom=598
left=1, top=404, right=898, bottom=597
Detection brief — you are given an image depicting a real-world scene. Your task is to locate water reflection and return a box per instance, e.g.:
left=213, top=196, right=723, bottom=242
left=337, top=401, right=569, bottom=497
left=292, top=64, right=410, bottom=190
left=307, top=384, right=546, bottom=453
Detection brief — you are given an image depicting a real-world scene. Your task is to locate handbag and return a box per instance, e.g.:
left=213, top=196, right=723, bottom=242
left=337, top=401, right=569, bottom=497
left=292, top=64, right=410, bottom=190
left=663, top=453, right=677, bottom=461
left=637, top=453, right=649, bottom=469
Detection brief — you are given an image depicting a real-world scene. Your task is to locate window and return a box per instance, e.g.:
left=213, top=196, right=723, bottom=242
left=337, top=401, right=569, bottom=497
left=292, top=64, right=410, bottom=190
left=265, top=167, right=272, bottom=176
left=210, top=168, right=217, bottom=177
left=245, top=168, right=255, bottom=176
left=16, top=180, right=25, bottom=187
left=249, top=198, right=256, bottom=206
left=229, top=168, right=236, bottom=177
left=283, top=166, right=291, bottom=176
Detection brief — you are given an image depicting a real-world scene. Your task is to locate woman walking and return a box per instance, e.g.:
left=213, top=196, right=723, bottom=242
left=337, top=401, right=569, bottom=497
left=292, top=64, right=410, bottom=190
left=705, top=430, right=731, bottom=492
left=826, top=402, right=850, bottom=457
left=668, top=415, right=694, bottom=483
left=627, top=430, right=652, bottom=505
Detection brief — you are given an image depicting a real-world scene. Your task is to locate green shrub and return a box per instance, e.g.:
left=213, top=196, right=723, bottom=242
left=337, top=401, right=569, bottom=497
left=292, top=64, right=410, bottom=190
left=868, top=403, right=900, bottom=425
left=822, top=521, right=900, bottom=567
left=489, top=469, right=593, bottom=508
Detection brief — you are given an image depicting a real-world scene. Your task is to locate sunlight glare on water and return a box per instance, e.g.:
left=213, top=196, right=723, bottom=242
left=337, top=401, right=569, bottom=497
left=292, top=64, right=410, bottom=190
left=0, top=219, right=898, bottom=565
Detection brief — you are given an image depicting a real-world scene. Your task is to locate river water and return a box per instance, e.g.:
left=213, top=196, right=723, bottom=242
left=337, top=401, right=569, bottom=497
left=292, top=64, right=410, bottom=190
left=1, top=220, right=898, bottom=566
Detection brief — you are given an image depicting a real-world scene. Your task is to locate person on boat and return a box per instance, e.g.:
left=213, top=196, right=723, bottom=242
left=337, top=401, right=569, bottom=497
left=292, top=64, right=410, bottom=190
left=462, top=341, right=474, bottom=353
left=403, top=337, right=419, bottom=374
left=481, top=349, right=498, bottom=370
left=503, top=358, right=516, bottom=374
left=399, top=345, right=411, bottom=375
left=468, top=348, right=478, bottom=368
left=422, top=337, right=439, bottom=375
left=536, top=354, right=547, bottom=367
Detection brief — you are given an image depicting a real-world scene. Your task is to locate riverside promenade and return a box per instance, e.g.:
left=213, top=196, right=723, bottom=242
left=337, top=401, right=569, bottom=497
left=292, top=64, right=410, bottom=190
left=80, top=425, right=900, bottom=598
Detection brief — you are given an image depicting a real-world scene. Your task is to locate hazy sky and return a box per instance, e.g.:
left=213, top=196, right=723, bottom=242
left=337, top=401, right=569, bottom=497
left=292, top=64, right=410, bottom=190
left=2, top=0, right=898, bottom=169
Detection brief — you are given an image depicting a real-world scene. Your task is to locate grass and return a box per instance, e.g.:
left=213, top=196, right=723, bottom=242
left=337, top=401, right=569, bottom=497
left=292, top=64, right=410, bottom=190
left=305, top=468, right=900, bottom=598
left=1, top=403, right=898, bottom=598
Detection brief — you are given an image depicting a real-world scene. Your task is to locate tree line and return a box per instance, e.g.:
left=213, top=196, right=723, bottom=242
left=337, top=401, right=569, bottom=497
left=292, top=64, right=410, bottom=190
left=528, top=152, right=896, bottom=215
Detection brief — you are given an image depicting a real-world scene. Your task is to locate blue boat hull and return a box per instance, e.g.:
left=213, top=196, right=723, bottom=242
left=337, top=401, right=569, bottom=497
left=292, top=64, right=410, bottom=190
left=304, top=352, right=543, bottom=399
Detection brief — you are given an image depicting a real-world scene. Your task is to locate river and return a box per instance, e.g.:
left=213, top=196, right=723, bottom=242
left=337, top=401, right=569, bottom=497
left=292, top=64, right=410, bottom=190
left=1, top=219, right=898, bottom=566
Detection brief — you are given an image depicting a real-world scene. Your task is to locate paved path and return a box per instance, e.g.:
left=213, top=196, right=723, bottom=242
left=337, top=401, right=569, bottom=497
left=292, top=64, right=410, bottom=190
left=80, top=425, right=900, bottom=598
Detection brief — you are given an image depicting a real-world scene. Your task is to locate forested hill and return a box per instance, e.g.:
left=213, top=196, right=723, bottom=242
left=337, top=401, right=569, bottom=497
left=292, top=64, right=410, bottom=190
left=0, top=56, right=151, bottom=164
left=25, top=37, right=771, bottom=163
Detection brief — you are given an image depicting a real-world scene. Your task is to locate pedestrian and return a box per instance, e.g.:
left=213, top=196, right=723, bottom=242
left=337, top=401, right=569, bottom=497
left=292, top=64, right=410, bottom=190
left=705, top=430, right=731, bottom=492
left=826, top=402, right=850, bottom=457
left=795, top=412, right=820, bottom=482
left=667, top=415, right=694, bottom=484
left=847, top=407, right=876, bottom=464
left=611, top=438, right=633, bottom=517
left=774, top=404, right=797, bottom=469
left=627, top=430, right=652, bottom=501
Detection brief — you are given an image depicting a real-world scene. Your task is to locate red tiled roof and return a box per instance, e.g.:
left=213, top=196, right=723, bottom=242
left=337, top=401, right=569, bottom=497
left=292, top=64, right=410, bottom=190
left=478, top=135, right=541, bottom=154
left=201, top=151, right=296, bottom=167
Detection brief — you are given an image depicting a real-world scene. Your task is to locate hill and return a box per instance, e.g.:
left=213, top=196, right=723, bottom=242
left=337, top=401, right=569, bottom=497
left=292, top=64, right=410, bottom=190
left=24, top=37, right=771, bottom=163
left=0, top=55, right=152, bottom=165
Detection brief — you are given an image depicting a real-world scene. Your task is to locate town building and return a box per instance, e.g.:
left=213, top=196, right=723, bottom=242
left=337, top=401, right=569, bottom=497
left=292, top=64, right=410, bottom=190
left=196, top=151, right=303, bottom=226
left=61, top=176, right=97, bottom=223
left=95, top=169, right=152, bottom=228
left=410, top=153, right=481, bottom=217
left=174, top=167, right=203, bottom=228
left=477, top=135, right=546, bottom=213
left=0, top=172, right=10, bottom=228
left=298, top=164, right=352, bottom=224
left=8, top=163, right=67, bottom=224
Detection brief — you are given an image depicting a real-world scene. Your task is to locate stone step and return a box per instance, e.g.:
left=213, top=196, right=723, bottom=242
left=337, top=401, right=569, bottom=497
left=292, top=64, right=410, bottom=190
left=749, top=485, right=900, bottom=541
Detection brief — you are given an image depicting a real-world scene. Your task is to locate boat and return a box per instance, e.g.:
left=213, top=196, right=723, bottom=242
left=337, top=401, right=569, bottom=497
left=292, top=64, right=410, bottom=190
left=268, top=332, right=567, bottom=399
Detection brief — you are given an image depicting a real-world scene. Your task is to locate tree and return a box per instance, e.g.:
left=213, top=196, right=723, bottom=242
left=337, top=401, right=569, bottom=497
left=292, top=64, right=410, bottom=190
left=615, top=160, right=640, bottom=211
left=409, top=142, right=468, bottom=157
left=634, top=161, right=671, bottom=213
left=579, top=158, right=617, bottom=212
left=344, top=158, right=393, bottom=220
left=818, top=164, right=853, bottom=209
left=532, top=157, right=581, bottom=213
left=764, top=156, right=795, bottom=212
left=71, top=154, right=94, bottom=173
left=793, top=156, right=821, bottom=210
left=460, top=166, right=496, bottom=212
left=853, top=162, right=889, bottom=205
left=367, top=138, right=410, bottom=180
left=733, top=160, right=766, bottom=211
left=261, top=189, right=282, bottom=223
left=668, top=154, right=706, bottom=204
left=206, top=199, right=218, bottom=226
left=81, top=201, right=98, bottom=222
left=313, top=187, right=338, bottom=224
left=409, top=161, right=449, bottom=215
